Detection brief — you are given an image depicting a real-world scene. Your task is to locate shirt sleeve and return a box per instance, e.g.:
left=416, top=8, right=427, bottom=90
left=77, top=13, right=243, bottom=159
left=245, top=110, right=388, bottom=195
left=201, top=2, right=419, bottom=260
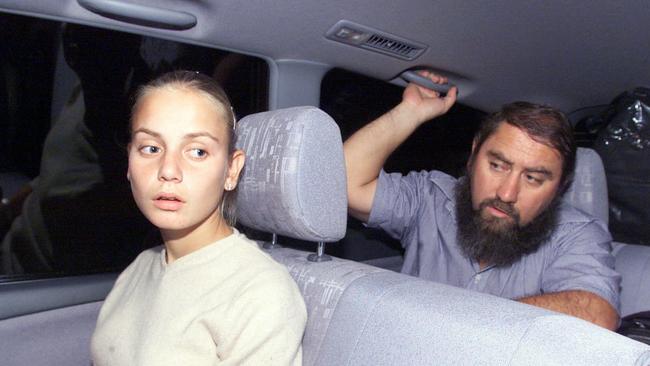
left=367, top=170, right=448, bottom=246
left=542, top=218, right=621, bottom=313
left=217, top=270, right=307, bottom=366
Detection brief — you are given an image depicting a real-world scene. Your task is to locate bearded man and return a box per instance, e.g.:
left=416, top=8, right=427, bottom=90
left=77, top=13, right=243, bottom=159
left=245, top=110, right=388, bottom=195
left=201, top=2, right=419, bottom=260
left=344, top=72, right=620, bottom=330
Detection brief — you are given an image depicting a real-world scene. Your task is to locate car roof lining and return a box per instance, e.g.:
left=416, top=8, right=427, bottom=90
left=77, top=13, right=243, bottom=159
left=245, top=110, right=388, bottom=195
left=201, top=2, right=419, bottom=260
left=2, top=0, right=649, bottom=114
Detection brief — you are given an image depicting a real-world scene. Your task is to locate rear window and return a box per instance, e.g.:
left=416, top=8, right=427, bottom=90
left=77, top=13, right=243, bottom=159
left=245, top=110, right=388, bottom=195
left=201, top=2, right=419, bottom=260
left=318, top=68, right=486, bottom=260
left=0, top=13, right=268, bottom=280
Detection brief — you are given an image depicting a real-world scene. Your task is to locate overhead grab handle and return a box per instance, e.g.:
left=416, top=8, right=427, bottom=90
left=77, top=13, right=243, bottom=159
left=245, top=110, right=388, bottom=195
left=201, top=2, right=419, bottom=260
left=400, top=70, right=458, bottom=97
left=77, top=0, right=197, bottom=30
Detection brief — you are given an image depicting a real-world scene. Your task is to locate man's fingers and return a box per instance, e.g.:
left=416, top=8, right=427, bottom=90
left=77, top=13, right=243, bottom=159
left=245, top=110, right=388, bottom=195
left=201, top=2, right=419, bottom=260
left=443, top=86, right=458, bottom=110
left=411, top=70, right=451, bottom=99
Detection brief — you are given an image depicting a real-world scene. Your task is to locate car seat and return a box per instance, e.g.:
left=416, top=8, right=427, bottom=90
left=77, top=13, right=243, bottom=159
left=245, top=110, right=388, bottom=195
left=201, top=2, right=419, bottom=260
left=235, top=108, right=650, bottom=365
left=563, top=148, right=650, bottom=317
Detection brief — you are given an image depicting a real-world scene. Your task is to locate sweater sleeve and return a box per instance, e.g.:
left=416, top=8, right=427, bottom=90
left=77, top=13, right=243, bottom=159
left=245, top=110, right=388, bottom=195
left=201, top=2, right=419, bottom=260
left=216, top=269, right=307, bottom=366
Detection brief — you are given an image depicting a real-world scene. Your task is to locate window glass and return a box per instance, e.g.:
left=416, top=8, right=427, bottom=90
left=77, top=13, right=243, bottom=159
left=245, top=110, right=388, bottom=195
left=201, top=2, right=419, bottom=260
left=0, top=13, right=268, bottom=279
left=319, top=68, right=486, bottom=260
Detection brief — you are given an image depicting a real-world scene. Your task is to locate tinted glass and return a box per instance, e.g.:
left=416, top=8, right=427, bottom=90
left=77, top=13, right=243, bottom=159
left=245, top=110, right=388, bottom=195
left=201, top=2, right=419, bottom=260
left=0, top=13, right=268, bottom=279
left=319, top=68, right=486, bottom=260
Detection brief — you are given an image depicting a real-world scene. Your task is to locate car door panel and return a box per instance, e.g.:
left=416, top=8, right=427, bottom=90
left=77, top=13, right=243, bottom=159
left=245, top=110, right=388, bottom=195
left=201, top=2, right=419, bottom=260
left=0, top=274, right=115, bottom=366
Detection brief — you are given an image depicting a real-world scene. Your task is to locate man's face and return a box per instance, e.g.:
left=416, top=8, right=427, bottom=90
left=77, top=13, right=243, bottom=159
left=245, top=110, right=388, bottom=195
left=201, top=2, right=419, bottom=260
left=469, top=122, right=563, bottom=231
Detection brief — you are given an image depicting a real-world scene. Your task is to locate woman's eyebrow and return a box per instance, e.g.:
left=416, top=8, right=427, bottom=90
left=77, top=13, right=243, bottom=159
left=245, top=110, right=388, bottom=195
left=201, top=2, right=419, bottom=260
left=132, top=128, right=160, bottom=138
left=184, top=132, right=220, bottom=143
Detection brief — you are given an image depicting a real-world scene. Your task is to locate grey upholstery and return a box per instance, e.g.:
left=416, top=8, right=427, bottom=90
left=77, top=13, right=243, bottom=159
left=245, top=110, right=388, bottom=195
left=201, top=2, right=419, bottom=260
left=559, top=148, right=650, bottom=317
left=264, top=247, right=650, bottom=366
left=614, top=242, right=650, bottom=317
left=561, top=147, right=650, bottom=318
left=235, top=107, right=649, bottom=365
left=0, top=301, right=101, bottom=366
left=235, top=106, right=347, bottom=242
left=562, top=147, right=609, bottom=224
left=235, top=106, right=359, bottom=363
left=510, top=315, right=650, bottom=365
left=264, top=247, right=384, bottom=366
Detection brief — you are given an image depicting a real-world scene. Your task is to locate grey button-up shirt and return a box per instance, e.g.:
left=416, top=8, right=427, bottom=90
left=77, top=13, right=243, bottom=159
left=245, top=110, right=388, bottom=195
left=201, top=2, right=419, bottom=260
left=368, top=170, right=621, bottom=311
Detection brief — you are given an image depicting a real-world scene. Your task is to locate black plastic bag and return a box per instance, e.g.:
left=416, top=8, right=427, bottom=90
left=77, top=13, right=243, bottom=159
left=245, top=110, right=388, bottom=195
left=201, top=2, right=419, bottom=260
left=592, top=87, right=650, bottom=245
left=618, top=311, right=650, bottom=345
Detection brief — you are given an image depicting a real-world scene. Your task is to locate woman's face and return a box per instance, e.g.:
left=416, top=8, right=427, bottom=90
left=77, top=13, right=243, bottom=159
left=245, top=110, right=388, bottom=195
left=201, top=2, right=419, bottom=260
left=127, top=87, right=243, bottom=236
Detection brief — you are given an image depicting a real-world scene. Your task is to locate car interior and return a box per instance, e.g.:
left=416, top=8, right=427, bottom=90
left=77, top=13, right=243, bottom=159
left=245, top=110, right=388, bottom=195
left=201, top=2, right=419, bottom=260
left=1, top=1, right=650, bottom=365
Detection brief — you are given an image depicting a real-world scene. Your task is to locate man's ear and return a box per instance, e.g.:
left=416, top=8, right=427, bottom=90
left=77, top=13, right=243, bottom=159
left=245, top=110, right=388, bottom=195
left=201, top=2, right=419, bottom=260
left=467, top=138, right=479, bottom=171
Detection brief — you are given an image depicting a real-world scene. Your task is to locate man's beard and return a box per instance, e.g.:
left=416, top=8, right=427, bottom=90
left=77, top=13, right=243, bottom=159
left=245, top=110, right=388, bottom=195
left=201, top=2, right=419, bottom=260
left=455, top=175, right=559, bottom=267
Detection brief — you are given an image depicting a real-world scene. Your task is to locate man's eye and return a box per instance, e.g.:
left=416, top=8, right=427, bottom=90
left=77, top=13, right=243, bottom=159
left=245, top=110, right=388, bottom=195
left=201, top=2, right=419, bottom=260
left=525, top=174, right=543, bottom=185
left=140, top=146, right=160, bottom=155
left=188, top=148, right=207, bottom=159
left=489, top=161, right=504, bottom=171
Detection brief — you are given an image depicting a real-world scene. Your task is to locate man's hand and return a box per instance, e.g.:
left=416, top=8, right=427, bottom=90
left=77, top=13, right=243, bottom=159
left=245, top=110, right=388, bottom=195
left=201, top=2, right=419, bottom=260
left=344, top=71, right=456, bottom=222
left=397, top=71, right=458, bottom=127
left=518, top=290, right=619, bottom=330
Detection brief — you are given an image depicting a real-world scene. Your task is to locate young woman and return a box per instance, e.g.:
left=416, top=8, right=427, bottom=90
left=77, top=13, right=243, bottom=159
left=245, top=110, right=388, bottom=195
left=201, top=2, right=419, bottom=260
left=91, top=70, right=306, bottom=365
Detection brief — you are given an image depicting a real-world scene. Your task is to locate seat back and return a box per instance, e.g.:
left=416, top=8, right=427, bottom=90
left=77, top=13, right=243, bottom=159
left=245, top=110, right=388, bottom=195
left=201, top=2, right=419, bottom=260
left=267, top=247, right=650, bottom=366
left=235, top=108, right=650, bottom=365
left=235, top=106, right=351, bottom=363
left=614, top=242, right=650, bottom=317
left=562, top=147, right=609, bottom=224
left=561, top=148, right=650, bottom=317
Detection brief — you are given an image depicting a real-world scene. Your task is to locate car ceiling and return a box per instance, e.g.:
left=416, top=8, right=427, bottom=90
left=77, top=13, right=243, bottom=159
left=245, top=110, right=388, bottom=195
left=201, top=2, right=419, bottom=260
left=2, top=0, right=650, bottom=114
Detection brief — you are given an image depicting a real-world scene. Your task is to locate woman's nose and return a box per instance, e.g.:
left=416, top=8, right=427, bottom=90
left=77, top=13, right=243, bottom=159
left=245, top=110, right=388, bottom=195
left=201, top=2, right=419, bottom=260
left=158, top=153, right=182, bottom=182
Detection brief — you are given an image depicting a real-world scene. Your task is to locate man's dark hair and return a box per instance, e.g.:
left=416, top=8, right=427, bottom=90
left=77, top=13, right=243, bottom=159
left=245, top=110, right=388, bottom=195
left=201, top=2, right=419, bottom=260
left=471, top=101, right=576, bottom=192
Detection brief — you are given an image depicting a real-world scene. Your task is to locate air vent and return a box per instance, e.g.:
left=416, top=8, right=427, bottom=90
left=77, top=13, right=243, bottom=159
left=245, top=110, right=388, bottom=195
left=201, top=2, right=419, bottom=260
left=325, top=20, right=426, bottom=61
left=364, top=34, right=420, bottom=58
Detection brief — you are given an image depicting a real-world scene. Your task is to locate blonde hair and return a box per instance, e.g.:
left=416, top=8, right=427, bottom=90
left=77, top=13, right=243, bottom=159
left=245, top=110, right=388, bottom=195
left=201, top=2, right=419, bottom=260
left=131, top=70, right=239, bottom=225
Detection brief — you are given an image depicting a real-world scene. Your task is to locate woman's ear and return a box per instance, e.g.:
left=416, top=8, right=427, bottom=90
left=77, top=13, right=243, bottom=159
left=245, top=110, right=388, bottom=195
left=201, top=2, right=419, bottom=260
left=224, top=149, right=245, bottom=190
left=126, top=143, right=133, bottom=182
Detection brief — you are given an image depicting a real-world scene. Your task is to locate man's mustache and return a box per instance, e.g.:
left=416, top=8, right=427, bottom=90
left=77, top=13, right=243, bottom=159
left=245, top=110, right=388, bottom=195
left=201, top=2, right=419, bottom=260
left=478, top=198, right=521, bottom=225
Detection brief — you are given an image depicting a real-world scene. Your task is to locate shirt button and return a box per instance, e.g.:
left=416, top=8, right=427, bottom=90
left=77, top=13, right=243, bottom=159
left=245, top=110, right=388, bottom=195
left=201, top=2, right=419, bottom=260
left=474, top=274, right=481, bottom=283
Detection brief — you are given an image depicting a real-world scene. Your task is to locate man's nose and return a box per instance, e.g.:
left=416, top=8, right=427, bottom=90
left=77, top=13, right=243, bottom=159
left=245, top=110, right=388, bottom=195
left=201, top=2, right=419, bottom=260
left=496, top=173, right=519, bottom=203
left=158, top=153, right=182, bottom=182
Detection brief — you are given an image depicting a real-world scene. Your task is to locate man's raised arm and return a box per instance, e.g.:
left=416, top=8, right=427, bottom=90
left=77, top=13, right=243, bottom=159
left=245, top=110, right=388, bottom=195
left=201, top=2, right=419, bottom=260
left=343, top=72, right=457, bottom=222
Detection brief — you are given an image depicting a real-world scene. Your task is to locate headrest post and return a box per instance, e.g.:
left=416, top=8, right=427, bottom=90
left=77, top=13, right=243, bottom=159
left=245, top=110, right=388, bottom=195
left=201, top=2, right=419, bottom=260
left=263, top=233, right=279, bottom=249
left=307, top=241, right=332, bottom=262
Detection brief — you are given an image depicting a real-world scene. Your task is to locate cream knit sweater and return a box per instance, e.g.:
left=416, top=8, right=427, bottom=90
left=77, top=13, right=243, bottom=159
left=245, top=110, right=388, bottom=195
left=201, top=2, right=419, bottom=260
left=91, top=230, right=306, bottom=365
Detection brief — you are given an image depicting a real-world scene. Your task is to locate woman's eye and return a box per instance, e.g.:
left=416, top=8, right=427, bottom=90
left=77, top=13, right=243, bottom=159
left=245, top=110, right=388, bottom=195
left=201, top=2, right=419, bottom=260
left=188, top=148, right=208, bottom=159
left=139, top=145, right=161, bottom=155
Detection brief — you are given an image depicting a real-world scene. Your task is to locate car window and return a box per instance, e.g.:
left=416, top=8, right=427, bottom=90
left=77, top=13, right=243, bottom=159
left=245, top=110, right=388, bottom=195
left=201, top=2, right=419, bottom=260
left=0, top=13, right=268, bottom=280
left=317, top=68, right=486, bottom=260
left=321, top=68, right=485, bottom=177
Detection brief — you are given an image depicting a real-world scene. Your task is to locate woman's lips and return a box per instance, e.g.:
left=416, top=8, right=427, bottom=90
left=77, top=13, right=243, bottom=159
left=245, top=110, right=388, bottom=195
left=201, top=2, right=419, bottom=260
left=153, top=194, right=184, bottom=211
